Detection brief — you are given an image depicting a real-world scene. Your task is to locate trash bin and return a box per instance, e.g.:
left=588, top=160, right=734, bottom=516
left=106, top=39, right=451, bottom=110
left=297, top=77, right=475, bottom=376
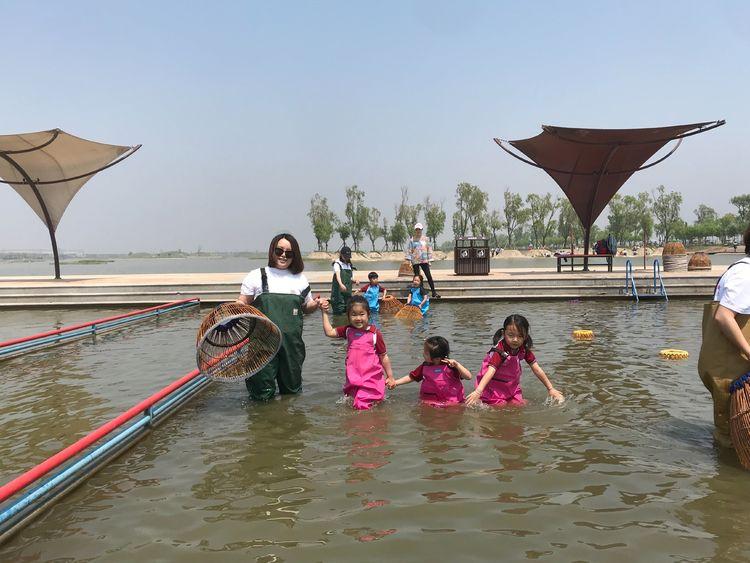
left=454, top=237, right=490, bottom=275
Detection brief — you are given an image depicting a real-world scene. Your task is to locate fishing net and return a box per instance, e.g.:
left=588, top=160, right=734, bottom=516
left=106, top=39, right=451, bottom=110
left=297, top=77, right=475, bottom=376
left=196, top=303, right=282, bottom=382
left=730, top=372, right=750, bottom=470
left=380, top=295, right=404, bottom=313
left=395, top=304, right=423, bottom=320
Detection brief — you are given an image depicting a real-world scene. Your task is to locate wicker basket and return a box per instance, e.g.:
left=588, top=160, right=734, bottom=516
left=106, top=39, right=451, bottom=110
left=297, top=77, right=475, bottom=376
left=196, top=303, right=282, bottom=382
left=688, top=252, right=712, bottom=271
left=398, top=260, right=414, bottom=277
left=730, top=372, right=750, bottom=470
left=662, top=242, right=688, bottom=272
left=380, top=295, right=404, bottom=313
left=395, top=304, right=423, bottom=320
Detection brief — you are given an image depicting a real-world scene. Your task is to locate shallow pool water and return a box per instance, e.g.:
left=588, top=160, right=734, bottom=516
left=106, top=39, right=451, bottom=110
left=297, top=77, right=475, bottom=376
left=0, top=300, right=748, bottom=561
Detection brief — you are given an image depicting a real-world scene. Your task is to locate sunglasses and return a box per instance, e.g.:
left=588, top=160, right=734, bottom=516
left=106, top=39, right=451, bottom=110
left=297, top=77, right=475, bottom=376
left=274, top=247, right=295, bottom=259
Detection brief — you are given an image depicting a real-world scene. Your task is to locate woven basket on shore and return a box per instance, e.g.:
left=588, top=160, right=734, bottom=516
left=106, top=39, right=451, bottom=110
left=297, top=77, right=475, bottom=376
left=196, top=303, right=282, bottom=382
left=398, top=260, right=414, bottom=277
left=380, top=295, right=404, bottom=313
left=688, top=252, right=712, bottom=271
left=395, top=304, right=423, bottom=320
left=662, top=242, right=687, bottom=272
left=730, top=372, right=750, bottom=470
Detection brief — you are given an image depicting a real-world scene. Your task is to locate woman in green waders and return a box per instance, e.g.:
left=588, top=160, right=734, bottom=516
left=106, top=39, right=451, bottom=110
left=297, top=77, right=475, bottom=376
left=330, top=246, right=357, bottom=315
left=238, top=233, right=321, bottom=401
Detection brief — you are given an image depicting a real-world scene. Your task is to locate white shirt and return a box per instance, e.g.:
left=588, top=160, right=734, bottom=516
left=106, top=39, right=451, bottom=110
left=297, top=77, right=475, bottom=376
left=240, top=267, right=313, bottom=304
left=714, top=257, right=750, bottom=314
left=333, top=260, right=352, bottom=274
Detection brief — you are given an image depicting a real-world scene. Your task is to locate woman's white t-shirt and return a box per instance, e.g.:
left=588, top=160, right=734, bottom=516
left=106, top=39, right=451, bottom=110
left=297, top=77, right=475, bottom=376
left=240, top=267, right=313, bottom=304
left=714, top=257, right=750, bottom=314
left=332, top=260, right=352, bottom=274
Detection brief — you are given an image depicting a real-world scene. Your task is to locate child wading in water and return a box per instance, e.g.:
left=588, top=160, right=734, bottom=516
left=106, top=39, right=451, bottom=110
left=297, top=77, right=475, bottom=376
left=358, top=271, right=387, bottom=313
left=407, top=274, right=430, bottom=315
left=466, top=314, right=564, bottom=406
left=321, top=295, right=395, bottom=410
left=389, top=336, right=472, bottom=406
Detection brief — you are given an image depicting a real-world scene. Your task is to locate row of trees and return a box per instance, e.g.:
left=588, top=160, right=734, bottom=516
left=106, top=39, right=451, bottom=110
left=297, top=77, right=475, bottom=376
left=308, top=183, right=750, bottom=252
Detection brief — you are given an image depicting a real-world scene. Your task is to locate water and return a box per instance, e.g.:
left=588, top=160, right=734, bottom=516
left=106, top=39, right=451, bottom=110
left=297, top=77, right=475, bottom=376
left=0, top=253, right=741, bottom=276
left=1, top=300, right=749, bottom=561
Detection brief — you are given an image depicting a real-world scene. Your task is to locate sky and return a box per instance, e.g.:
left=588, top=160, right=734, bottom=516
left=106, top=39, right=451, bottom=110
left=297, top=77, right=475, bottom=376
left=0, top=1, right=748, bottom=253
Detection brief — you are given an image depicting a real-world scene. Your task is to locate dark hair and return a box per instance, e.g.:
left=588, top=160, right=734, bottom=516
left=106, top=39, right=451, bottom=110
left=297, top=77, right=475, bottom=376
left=338, top=246, right=353, bottom=265
left=492, top=328, right=504, bottom=345
left=744, top=223, right=750, bottom=255
left=424, top=336, right=450, bottom=359
left=368, top=271, right=378, bottom=281
left=412, top=274, right=424, bottom=287
left=267, top=233, right=304, bottom=274
left=494, top=314, right=533, bottom=349
left=347, top=295, right=370, bottom=317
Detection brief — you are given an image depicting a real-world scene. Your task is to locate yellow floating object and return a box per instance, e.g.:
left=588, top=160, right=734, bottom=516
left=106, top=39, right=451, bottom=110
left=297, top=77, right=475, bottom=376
left=660, top=349, right=689, bottom=360
left=572, top=329, right=594, bottom=340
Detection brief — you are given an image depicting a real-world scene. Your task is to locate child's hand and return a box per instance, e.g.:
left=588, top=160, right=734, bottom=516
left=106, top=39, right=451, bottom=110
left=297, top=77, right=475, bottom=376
left=465, top=389, right=481, bottom=406
left=547, top=387, right=564, bottom=404
left=441, top=358, right=458, bottom=369
left=319, top=299, right=330, bottom=312
left=386, top=377, right=396, bottom=389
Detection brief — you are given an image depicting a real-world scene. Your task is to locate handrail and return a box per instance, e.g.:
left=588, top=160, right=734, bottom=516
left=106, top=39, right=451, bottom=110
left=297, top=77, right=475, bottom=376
left=624, top=259, right=639, bottom=302
left=653, top=259, right=668, bottom=301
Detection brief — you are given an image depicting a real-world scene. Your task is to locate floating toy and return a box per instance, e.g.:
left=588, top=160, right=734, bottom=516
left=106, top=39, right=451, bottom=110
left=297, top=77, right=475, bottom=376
left=730, top=372, right=750, bottom=470
left=196, top=303, right=282, bottom=381
left=659, top=349, right=689, bottom=360
left=572, top=329, right=594, bottom=340
left=395, top=304, right=423, bottom=320
left=380, top=295, right=404, bottom=313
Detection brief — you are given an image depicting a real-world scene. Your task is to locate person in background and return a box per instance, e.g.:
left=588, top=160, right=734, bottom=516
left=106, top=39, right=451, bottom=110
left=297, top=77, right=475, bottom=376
left=358, top=271, right=387, bottom=313
left=405, top=223, right=441, bottom=298
left=331, top=246, right=356, bottom=315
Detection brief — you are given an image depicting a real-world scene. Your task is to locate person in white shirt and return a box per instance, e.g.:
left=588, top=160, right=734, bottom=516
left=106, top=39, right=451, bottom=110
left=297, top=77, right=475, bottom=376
left=713, top=224, right=750, bottom=360
left=238, top=233, right=321, bottom=400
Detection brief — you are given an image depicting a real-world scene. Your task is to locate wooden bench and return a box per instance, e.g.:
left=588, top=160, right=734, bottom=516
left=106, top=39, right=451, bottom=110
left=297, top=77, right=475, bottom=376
left=556, top=253, right=613, bottom=272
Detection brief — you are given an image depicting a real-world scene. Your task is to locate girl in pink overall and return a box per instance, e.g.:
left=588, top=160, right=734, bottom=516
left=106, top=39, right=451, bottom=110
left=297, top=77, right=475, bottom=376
left=466, top=315, right=564, bottom=406
left=321, top=295, right=395, bottom=410
left=390, top=336, right=472, bottom=406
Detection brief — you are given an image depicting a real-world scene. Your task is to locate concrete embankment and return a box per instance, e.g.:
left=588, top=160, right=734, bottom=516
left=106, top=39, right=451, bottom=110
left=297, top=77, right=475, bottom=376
left=0, top=266, right=725, bottom=308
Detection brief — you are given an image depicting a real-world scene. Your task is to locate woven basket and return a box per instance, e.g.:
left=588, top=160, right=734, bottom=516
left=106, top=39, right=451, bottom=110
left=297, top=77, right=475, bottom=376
left=398, top=260, right=414, bottom=277
left=688, top=252, right=712, bottom=271
left=380, top=295, right=404, bottom=313
left=663, top=242, right=686, bottom=255
left=196, top=303, right=282, bottom=382
left=730, top=372, right=750, bottom=470
left=395, top=304, right=423, bottom=320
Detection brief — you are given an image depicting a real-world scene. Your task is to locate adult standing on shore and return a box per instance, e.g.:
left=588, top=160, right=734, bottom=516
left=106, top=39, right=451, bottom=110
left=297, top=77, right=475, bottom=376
left=405, top=223, right=441, bottom=298
left=237, top=233, right=321, bottom=401
left=330, top=246, right=356, bottom=315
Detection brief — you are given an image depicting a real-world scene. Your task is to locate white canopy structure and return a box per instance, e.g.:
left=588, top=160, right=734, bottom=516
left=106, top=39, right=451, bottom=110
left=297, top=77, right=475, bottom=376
left=0, top=129, right=141, bottom=278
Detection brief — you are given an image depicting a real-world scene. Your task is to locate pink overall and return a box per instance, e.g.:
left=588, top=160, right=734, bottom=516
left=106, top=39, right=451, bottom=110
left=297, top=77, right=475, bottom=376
left=343, top=327, right=385, bottom=410
left=415, top=364, right=465, bottom=406
left=476, top=349, right=526, bottom=406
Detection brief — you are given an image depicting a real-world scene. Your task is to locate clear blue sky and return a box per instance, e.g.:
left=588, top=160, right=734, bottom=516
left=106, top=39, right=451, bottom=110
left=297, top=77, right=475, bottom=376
left=0, top=1, right=747, bottom=252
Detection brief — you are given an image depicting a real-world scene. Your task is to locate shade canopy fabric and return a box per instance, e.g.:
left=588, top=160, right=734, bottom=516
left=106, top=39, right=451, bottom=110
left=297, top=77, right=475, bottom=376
left=0, top=129, right=137, bottom=231
left=495, top=121, right=725, bottom=232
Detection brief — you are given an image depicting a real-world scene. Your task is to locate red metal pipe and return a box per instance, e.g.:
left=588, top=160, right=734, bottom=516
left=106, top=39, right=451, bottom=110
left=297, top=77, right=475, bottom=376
left=0, top=298, right=200, bottom=349
left=0, top=368, right=202, bottom=503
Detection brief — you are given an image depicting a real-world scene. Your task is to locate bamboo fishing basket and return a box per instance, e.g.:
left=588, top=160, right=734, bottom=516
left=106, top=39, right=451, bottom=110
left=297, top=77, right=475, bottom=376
left=662, top=242, right=688, bottom=272
left=395, top=304, right=423, bottom=320
left=730, top=372, right=750, bottom=470
left=380, top=295, right=404, bottom=313
left=196, top=303, right=282, bottom=382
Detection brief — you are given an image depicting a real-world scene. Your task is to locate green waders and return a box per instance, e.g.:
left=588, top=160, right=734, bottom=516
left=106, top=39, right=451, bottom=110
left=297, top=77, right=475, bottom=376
left=246, top=268, right=308, bottom=401
left=331, top=264, right=353, bottom=315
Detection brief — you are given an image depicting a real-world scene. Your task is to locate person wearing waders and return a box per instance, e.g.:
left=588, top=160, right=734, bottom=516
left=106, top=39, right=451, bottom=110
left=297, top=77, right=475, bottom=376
left=330, top=246, right=356, bottom=315
left=238, top=233, right=322, bottom=401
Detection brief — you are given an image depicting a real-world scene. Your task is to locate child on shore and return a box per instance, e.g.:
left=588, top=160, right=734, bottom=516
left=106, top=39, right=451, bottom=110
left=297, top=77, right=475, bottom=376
left=389, top=336, right=472, bottom=406
left=466, top=314, right=564, bottom=406
left=358, top=271, right=387, bottom=313
left=321, top=295, right=395, bottom=410
left=407, top=274, right=430, bottom=315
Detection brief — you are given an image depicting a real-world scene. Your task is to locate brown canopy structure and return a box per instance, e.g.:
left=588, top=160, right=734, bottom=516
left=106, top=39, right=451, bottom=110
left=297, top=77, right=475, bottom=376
left=0, top=129, right=141, bottom=278
left=494, top=120, right=725, bottom=267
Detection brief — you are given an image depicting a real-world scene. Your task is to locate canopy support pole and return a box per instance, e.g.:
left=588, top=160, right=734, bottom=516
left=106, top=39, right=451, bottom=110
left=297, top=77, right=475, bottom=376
left=0, top=153, right=61, bottom=279
left=583, top=145, right=619, bottom=271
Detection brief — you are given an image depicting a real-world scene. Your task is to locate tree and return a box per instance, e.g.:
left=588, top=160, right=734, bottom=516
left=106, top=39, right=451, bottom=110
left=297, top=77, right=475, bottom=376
left=488, top=209, right=504, bottom=248
left=335, top=220, right=351, bottom=247
left=652, top=185, right=683, bottom=243
left=423, top=197, right=446, bottom=246
left=307, top=193, right=336, bottom=251
left=452, top=182, right=489, bottom=238
left=344, top=185, right=369, bottom=252
left=389, top=221, right=407, bottom=251
left=526, top=193, right=558, bottom=248
left=719, top=213, right=740, bottom=243
left=503, top=188, right=528, bottom=248
left=381, top=217, right=390, bottom=251
left=606, top=194, right=630, bottom=245
left=395, top=187, right=422, bottom=236
left=694, top=204, right=718, bottom=224
left=731, top=194, right=750, bottom=226
left=364, top=207, right=382, bottom=251
left=558, top=198, right=583, bottom=249
left=631, top=191, right=653, bottom=244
